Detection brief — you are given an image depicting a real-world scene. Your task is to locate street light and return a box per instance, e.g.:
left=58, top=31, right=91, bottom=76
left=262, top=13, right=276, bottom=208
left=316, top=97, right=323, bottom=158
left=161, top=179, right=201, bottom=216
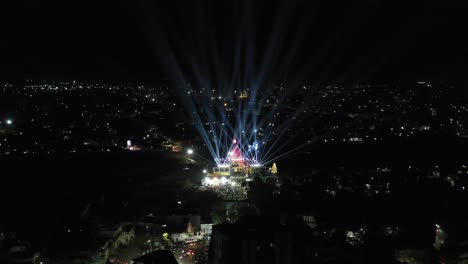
left=186, top=148, right=194, bottom=155
left=5, top=119, right=12, bottom=125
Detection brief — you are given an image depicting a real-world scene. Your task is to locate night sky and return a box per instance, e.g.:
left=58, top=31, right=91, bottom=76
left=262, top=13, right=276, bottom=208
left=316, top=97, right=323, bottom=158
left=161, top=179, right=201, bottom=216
left=1, top=1, right=468, bottom=83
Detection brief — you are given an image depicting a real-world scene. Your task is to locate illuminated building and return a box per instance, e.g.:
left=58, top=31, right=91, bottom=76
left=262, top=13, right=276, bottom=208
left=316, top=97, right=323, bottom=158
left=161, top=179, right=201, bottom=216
left=239, top=90, right=248, bottom=99
left=126, top=139, right=141, bottom=151
left=171, top=141, right=183, bottom=152
left=203, top=138, right=273, bottom=186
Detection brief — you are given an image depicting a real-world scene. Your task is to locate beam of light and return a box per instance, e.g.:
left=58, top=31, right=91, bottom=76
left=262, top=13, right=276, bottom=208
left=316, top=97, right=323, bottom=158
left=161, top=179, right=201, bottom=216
left=140, top=0, right=361, bottom=167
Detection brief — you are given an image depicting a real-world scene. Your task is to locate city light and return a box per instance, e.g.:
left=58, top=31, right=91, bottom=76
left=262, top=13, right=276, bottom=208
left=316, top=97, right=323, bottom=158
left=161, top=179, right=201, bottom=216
left=2, top=1, right=468, bottom=263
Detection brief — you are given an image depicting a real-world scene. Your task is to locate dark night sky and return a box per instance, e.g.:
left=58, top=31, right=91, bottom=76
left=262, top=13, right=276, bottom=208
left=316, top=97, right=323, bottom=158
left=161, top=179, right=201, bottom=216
left=1, top=1, right=468, bottom=83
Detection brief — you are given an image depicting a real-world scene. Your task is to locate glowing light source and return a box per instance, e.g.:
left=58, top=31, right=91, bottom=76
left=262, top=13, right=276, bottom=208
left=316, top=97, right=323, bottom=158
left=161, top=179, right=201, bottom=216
left=5, top=119, right=12, bottom=125
left=176, top=74, right=319, bottom=166
left=204, top=177, right=211, bottom=184
left=221, top=177, right=228, bottom=184
left=186, top=148, right=194, bottom=155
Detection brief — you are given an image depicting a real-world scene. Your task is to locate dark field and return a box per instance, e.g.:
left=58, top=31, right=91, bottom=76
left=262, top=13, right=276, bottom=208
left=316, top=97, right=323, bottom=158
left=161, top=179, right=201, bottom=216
left=0, top=151, right=202, bottom=240
left=1, top=136, right=467, bottom=243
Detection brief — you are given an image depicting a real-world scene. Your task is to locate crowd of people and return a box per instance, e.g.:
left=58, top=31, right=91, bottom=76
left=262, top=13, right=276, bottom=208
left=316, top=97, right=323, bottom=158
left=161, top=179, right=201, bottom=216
left=200, top=184, right=248, bottom=200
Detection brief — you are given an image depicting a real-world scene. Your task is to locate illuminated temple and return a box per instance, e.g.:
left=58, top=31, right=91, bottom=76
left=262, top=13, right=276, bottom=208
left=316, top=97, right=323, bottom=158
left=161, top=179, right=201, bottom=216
left=202, top=138, right=278, bottom=186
